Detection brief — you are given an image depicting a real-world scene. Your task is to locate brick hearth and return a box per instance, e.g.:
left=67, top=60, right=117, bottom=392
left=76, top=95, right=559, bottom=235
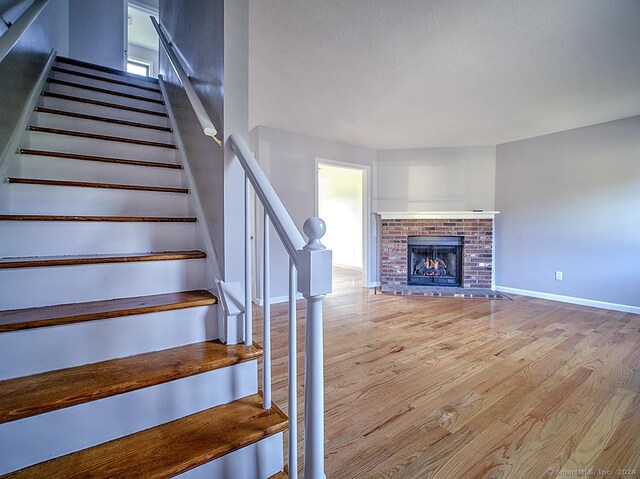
left=380, top=218, right=493, bottom=289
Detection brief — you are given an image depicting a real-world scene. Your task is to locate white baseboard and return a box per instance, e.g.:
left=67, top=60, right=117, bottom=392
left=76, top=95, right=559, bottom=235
left=495, top=286, right=640, bottom=314
left=252, top=293, right=303, bottom=307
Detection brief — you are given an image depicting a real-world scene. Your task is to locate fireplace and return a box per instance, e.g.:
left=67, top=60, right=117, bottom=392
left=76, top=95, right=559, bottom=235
left=380, top=216, right=494, bottom=289
left=407, top=236, right=463, bottom=286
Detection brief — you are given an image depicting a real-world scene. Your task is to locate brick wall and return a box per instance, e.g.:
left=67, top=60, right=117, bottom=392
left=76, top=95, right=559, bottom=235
left=380, top=218, right=493, bottom=288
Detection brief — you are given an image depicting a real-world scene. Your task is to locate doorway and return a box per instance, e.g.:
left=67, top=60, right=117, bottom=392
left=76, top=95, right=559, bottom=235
left=317, top=162, right=368, bottom=286
left=126, top=1, right=159, bottom=77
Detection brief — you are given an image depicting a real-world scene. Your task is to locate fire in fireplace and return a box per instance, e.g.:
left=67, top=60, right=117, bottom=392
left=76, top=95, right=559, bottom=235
left=414, top=257, right=448, bottom=276
left=407, top=236, right=463, bottom=286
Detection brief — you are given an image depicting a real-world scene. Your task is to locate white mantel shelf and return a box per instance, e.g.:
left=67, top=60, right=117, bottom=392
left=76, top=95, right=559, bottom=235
left=378, top=211, right=500, bottom=220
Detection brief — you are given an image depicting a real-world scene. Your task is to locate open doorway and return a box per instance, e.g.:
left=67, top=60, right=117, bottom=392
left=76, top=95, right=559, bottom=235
left=126, top=0, right=159, bottom=77
left=317, top=161, right=367, bottom=287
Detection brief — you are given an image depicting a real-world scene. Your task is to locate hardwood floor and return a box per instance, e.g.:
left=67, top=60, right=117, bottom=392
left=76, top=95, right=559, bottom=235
left=255, top=267, right=640, bottom=479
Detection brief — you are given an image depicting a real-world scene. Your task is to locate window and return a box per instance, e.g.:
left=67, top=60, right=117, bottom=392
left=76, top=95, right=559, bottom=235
left=126, top=59, right=150, bottom=77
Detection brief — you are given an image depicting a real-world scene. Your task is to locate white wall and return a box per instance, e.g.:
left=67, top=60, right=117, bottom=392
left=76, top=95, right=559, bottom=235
left=69, top=0, right=125, bottom=69
left=250, top=126, right=378, bottom=299
left=0, top=0, right=69, bottom=174
left=495, top=115, right=640, bottom=309
left=253, top=117, right=639, bottom=312
left=160, top=0, right=248, bottom=290
left=250, top=128, right=501, bottom=297
left=376, top=146, right=496, bottom=212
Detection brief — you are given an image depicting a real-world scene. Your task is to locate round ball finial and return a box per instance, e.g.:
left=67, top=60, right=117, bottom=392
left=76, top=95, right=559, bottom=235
left=304, top=217, right=326, bottom=240
left=303, top=217, right=326, bottom=250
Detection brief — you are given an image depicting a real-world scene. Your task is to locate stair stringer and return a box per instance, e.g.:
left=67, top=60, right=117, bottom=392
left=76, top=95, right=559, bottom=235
left=158, top=75, right=245, bottom=345
left=0, top=50, right=56, bottom=182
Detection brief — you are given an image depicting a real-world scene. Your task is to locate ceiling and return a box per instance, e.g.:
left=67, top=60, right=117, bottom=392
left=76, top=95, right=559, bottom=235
left=249, top=0, right=640, bottom=149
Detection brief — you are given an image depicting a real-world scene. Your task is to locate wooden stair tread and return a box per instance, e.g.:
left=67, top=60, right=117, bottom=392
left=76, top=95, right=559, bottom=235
left=19, top=149, right=182, bottom=169
left=0, top=250, right=206, bottom=269
left=56, top=56, right=159, bottom=84
left=42, top=91, right=168, bottom=117
left=0, top=341, right=261, bottom=424
left=35, top=107, right=172, bottom=132
left=51, top=66, right=162, bottom=93
left=7, top=177, right=188, bottom=193
left=47, top=78, right=165, bottom=105
left=27, top=126, right=177, bottom=149
left=1, top=393, right=286, bottom=479
left=0, top=290, right=217, bottom=333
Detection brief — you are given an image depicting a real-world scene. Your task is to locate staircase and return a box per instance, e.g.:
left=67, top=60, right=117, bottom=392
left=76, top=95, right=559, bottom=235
left=0, top=57, right=287, bottom=478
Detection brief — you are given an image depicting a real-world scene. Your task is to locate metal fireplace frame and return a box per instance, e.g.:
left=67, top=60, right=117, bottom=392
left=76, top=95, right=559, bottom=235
left=407, top=236, right=463, bottom=287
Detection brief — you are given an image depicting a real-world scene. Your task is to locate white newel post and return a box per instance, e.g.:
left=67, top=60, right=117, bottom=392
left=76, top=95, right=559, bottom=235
left=297, top=218, right=332, bottom=479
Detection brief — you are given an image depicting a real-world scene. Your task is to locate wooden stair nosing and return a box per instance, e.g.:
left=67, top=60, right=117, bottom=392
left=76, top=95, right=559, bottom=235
left=56, top=56, right=159, bottom=84
left=46, top=78, right=165, bottom=105
left=51, top=66, right=162, bottom=93
left=0, top=215, right=197, bottom=223
left=41, top=91, right=168, bottom=118
left=7, top=177, right=188, bottom=194
left=0, top=393, right=286, bottom=479
left=0, top=290, right=217, bottom=333
left=0, top=340, right=261, bottom=424
left=34, top=107, right=172, bottom=132
left=0, top=250, right=206, bottom=269
left=27, top=126, right=177, bottom=150
left=19, top=149, right=182, bottom=170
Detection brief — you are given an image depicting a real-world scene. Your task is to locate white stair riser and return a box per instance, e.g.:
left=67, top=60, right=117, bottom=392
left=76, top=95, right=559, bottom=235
left=54, top=62, right=159, bottom=89
left=177, top=434, right=284, bottom=479
left=0, top=221, right=196, bottom=257
left=40, top=96, right=169, bottom=128
left=5, top=184, right=189, bottom=216
left=32, top=111, right=173, bottom=144
left=12, top=154, right=183, bottom=188
left=51, top=70, right=164, bottom=101
left=0, top=306, right=217, bottom=379
left=45, top=83, right=166, bottom=114
left=24, top=131, right=177, bottom=163
left=0, top=361, right=258, bottom=475
left=0, top=259, right=207, bottom=309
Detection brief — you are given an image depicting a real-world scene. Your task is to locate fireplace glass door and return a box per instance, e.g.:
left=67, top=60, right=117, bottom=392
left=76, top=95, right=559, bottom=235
left=407, top=236, right=462, bottom=286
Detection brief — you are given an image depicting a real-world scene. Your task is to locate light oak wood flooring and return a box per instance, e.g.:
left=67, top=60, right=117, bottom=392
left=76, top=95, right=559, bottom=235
left=255, top=267, right=640, bottom=479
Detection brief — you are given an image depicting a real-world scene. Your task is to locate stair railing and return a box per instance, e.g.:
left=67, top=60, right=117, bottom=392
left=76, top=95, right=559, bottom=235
left=150, top=17, right=222, bottom=148
left=0, top=0, right=50, bottom=63
left=152, top=18, right=331, bottom=479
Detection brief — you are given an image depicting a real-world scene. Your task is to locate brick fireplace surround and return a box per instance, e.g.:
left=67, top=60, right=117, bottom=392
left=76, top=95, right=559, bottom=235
left=380, top=217, right=494, bottom=289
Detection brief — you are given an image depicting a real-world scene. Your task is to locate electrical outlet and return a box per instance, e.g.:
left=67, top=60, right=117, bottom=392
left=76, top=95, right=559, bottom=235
left=555, top=271, right=563, bottom=281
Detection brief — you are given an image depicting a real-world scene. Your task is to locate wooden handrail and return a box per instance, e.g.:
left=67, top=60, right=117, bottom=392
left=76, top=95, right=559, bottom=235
left=150, top=16, right=222, bottom=147
left=228, top=136, right=332, bottom=479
